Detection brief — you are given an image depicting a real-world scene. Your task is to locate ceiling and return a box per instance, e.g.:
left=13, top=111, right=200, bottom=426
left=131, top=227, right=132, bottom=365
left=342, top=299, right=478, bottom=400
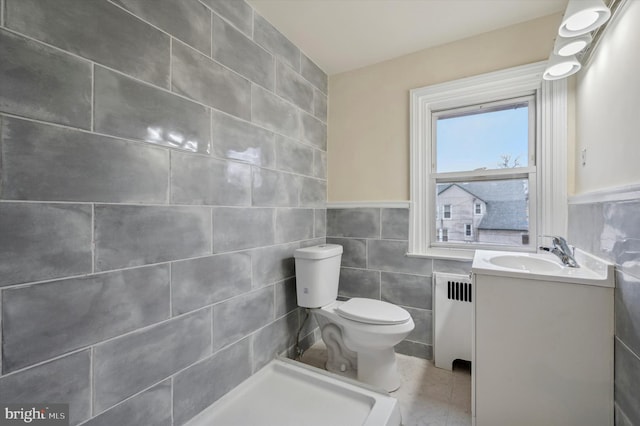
left=247, top=0, right=568, bottom=75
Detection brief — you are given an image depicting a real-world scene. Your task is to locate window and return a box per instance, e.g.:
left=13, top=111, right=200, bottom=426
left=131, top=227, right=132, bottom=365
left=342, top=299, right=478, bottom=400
left=409, top=62, right=568, bottom=256
left=443, top=204, right=451, bottom=219
left=437, top=228, right=449, bottom=242
left=432, top=96, right=535, bottom=248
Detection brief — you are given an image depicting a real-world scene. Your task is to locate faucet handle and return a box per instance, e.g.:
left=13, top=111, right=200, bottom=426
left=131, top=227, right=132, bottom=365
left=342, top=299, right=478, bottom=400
left=538, top=235, right=579, bottom=267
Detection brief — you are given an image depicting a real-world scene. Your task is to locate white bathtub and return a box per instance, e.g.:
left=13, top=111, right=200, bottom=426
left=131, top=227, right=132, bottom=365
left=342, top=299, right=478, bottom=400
left=184, top=357, right=402, bottom=426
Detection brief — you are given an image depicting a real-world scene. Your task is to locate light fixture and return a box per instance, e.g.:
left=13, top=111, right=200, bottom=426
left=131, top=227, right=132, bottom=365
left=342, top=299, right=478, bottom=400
left=554, top=34, right=593, bottom=56
left=559, top=0, right=611, bottom=37
left=543, top=54, right=581, bottom=80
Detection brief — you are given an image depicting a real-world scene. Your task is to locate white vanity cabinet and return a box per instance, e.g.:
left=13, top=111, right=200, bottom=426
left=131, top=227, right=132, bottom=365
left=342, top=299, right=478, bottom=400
left=471, top=250, right=614, bottom=426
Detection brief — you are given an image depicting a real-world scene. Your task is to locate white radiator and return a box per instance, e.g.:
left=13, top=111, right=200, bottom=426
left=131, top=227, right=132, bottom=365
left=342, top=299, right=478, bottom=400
left=434, top=272, right=472, bottom=370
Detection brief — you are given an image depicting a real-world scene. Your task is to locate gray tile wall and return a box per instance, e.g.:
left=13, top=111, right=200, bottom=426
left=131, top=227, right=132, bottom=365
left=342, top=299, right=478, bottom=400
left=0, top=1, right=327, bottom=425
left=568, top=199, right=640, bottom=425
left=327, top=207, right=472, bottom=360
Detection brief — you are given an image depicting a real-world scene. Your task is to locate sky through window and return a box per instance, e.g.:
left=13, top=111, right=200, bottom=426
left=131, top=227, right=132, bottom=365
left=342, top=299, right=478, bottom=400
left=436, top=106, right=529, bottom=173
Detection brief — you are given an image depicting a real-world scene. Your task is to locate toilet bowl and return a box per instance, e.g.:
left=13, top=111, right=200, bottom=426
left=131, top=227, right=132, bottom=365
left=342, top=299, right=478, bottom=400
left=314, top=299, right=414, bottom=391
left=294, top=244, right=415, bottom=392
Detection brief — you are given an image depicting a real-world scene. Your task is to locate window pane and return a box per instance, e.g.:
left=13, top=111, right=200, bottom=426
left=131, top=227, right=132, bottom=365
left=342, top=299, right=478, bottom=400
left=436, top=103, right=529, bottom=173
left=435, top=179, right=530, bottom=246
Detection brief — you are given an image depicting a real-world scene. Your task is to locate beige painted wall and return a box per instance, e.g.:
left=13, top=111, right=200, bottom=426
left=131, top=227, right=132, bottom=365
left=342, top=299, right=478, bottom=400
left=575, top=0, right=640, bottom=194
left=328, top=13, right=562, bottom=202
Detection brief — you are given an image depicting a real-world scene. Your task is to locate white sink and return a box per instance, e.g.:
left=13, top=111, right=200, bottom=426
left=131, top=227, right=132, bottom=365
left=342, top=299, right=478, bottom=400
left=472, top=250, right=614, bottom=287
left=487, top=254, right=563, bottom=273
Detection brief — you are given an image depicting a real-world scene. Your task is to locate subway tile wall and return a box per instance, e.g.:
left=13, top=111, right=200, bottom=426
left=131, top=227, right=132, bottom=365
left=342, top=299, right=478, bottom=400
left=568, top=198, right=640, bottom=425
left=0, top=1, right=327, bottom=425
left=326, top=207, right=473, bottom=360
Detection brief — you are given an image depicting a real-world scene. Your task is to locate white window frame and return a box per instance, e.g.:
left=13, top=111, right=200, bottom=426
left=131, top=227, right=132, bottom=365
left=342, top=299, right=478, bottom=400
left=408, top=62, right=568, bottom=259
left=464, top=224, right=472, bottom=237
left=432, top=95, right=536, bottom=250
left=474, top=203, right=482, bottom=215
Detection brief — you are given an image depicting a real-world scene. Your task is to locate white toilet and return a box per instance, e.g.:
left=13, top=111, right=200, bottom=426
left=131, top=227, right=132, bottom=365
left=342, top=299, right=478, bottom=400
left=294, top=244, right=415, bottom=392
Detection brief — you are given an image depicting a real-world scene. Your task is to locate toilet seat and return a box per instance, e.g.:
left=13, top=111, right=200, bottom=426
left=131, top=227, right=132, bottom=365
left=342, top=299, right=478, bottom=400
left=336, top=298, right=411, bottom=325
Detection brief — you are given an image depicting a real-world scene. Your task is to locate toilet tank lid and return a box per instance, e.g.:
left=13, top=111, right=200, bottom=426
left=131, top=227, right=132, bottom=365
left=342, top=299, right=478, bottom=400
left=336, top=298, right=411, bottom=325
left=294, top=244, right=343, bottom=260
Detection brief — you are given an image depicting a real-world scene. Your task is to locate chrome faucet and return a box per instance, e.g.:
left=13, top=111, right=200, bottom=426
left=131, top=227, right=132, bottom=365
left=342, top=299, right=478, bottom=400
left=539, top=235, right=579, bottom=268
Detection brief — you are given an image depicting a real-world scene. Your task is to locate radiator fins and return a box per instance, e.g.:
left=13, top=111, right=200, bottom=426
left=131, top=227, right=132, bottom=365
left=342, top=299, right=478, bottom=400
left=447, top=280, right=472, bottom=303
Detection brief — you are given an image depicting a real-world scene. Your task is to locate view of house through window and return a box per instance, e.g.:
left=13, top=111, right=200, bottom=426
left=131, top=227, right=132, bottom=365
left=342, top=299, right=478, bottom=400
left=435, top=179, right=530, bottom=245
left=432, top=96, right=534, bottom=247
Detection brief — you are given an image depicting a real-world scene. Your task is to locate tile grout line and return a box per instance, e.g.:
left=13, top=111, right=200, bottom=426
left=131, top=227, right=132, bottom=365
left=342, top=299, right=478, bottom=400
left=89, top=346, right=95, bottom=418
left=313, top=209, right=317, bottom=238
left=170, top=376, right=174, bottom=426
left=249, top=83, right=253, bottom=125
left=91, top=204, right=95, bottom=273
left=272, top=283, right=277, bottom=321
left=272, top=56, right=277, bottom=93
left=0, top=110, right=328, bottom=178
left=0, top=232, right=320, bottom=292
left=201, top=1, right=251, bottom=41
left=167, top=150, right=172, bottom=204
left=210, top=207, right=214, bottom=255
left=77, top=372, right=177, bottom=426
left=168, top=262, right=173, bottom=318
left=249, top=334, right=255, bottom=373
left=0, top=198, right=320, bottom=210
left=169, top=36, right=172, bottom=91
left=210, top=8, right=213, bottom=58
left=209, top=107, right=213, bottom=158
left=210, top=306, right=214, bottom=356
left=250, top=7, right=255, bottom=39
left=3, top=305, right=216, bottom=380
left=365, top=238, right=369, bottom=269
left=90, top=63, right=95, bottom=132
left=273, top=207, right=277, bottom=246
left=105, top=0, right=207, bottom=59
left=616, top=336, right=640, bottom=362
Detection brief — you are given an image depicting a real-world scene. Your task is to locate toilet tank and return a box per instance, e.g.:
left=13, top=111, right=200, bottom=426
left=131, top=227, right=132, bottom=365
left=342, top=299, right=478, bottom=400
left=294, top=244, right=343, bottom=308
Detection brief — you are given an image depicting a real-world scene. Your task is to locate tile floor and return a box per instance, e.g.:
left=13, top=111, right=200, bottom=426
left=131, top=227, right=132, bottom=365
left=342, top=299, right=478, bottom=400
left=299, top=342, right=472, bottom=426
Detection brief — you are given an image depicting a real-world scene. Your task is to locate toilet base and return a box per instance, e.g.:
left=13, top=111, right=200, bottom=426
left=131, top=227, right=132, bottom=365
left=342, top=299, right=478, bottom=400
left=357, top=348, right=401, bottom=392
left=321, top=323, right=357, bottom=376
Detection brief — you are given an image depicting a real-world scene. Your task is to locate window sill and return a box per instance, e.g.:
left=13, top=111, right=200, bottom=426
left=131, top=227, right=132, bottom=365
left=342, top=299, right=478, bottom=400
left=406, top=248, right=475, bottom=261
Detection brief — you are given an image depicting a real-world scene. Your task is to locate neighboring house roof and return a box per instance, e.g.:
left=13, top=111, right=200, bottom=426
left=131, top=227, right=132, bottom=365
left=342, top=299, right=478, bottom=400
left=437, top=184, right=486, bottom=203
left=478, top=200, right=528, bottom=231
left=437, top=180, right=529, bottom=231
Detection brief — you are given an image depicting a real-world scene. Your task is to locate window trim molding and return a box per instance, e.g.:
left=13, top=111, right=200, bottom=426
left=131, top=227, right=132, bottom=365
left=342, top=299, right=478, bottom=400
left=408, top=61, right=567, bottom=256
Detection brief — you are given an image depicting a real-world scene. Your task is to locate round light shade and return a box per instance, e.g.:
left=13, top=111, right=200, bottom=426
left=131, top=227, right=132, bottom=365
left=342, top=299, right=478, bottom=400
left=543, top=54, right=582, bottom=81
left=554, top=34, right=593, bottom=56
left=559, top=0, right=611, bottom=37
